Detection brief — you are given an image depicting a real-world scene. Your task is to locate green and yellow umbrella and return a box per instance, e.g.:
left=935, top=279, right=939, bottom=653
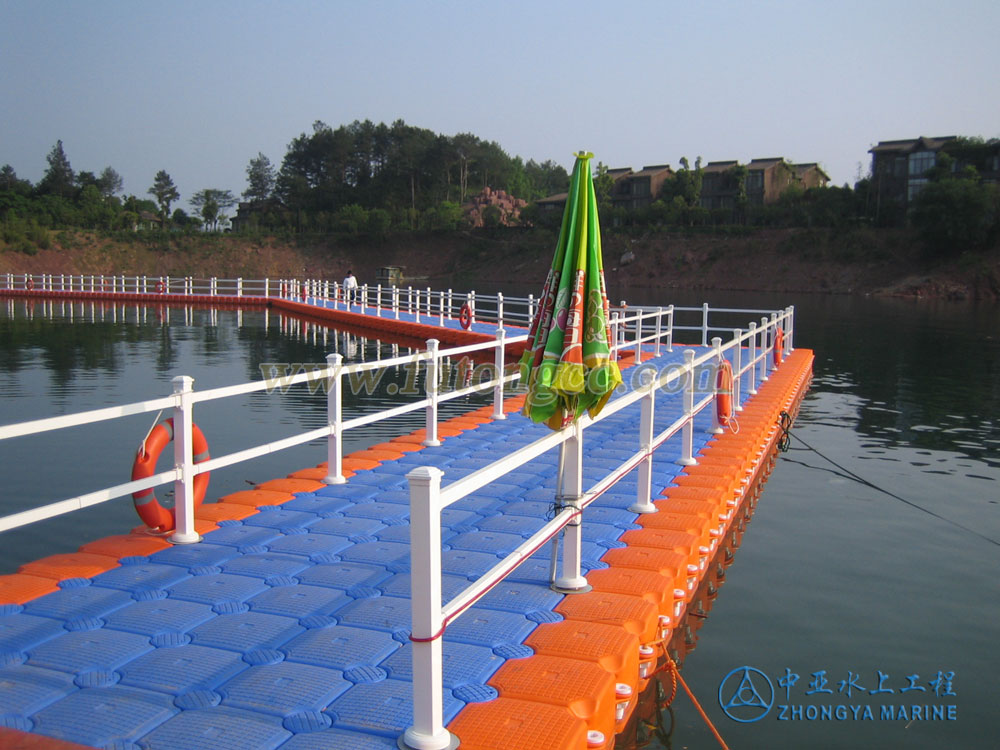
left=519, top=151, right=622, bottom=430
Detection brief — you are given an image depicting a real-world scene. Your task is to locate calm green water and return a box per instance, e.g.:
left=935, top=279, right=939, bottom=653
left=0, top=299, right=490, bottom=573
left=1, top=292, right=998, bottom=749
left=608, top=290, right=1000, bottom=750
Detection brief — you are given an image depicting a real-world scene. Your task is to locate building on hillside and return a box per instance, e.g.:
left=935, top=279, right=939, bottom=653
left=535, top=192, right=569, bottom=214
left=869, top=136, right=1000, bottom=219
left=745, top=158, right=797, bottom=207
left=609, top=165, right=673, bottom=211
left=793, top=163, right=830, bottom=190
left=869, top=135, right=957, bottom=219
left=698, top=161, right=741, bottom=211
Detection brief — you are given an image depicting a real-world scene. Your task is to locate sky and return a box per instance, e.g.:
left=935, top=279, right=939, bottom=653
left=2, top=0, right=999, bottom=207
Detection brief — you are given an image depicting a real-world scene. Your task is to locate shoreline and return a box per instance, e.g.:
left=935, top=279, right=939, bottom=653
left=2, top=227, right=998, bottom=302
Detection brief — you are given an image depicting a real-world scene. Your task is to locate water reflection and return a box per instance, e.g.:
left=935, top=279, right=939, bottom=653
left=0, top=301, right=493, bottom=573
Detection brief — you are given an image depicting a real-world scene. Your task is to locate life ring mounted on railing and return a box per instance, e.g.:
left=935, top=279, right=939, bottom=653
left=25, top=276, right=35, bottom=292
left=155, top=280, right=165, bottom=294
left=715, top=359, right=738, bottom=432
left=459, top=303, right=473, bottom=330
left=131, top=418, right=210, bottom=532
left=773, top=327, right=784, bottom=366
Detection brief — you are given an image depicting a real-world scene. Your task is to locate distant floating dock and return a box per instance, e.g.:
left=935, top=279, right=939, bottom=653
left=0, top=277, right=812, bottom=750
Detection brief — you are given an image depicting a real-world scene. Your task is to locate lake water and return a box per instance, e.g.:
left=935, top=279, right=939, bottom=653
left=1, top=291, right=998, bottom=749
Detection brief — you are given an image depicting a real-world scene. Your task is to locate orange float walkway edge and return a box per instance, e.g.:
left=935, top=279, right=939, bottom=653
left=0, top=296, right=811, bottom=750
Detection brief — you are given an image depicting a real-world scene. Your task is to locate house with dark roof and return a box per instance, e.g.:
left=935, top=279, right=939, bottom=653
left=745, top=158, right=797, bottom=207
left=609, top=164, right=674, bottom=211
left=698, top=161, right=741, bottom=211
left=793, top=163, right=830, bottom=190
left=869, top=136, right=957, bottom=215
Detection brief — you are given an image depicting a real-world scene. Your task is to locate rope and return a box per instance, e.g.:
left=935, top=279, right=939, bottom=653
left=136, top=409, right=163, bottom=459
left=662, top=653, right=731, bottom=750
left=778, top=412, right=1000, bottom=549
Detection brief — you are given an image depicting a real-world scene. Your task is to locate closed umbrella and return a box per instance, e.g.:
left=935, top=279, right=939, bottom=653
left=520, top=151, right=622, bottom=430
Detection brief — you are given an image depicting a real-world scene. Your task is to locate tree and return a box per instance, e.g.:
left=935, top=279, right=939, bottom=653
left=1, top=165, right=32, bottom=194
left=97, top=167, right=123, bottom=198
left=148, top=170, right=179, bottom=225
left=912, top=163, right=998, bottom=256
left=190, top=188, right=237, bottom=231
left=243, top=152, right=275, bottom=203
left=38, top=140, right=75, bottom=198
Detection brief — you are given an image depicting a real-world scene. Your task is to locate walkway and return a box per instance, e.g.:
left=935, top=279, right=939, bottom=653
left=0, top=301, right=813, bottom=750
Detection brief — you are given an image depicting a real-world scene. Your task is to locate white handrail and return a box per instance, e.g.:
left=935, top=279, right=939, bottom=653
left=1, top=287, right=794, bottom=747
left=0, top=314, right=537, bottom=539
left=399, top=304, right=795, bottom=748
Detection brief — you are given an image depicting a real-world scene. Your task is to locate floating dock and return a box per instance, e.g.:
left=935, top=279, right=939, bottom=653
left=0, top=284, right=813, bottom=750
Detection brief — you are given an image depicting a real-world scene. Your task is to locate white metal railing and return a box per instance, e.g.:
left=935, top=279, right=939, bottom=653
left=3, top=273, right=547, bottom=328
left=0, top=324, right=530, bottom=538
left=0, top=283, right=794, bottom=747
left=398, top=306, right=794, bottom=749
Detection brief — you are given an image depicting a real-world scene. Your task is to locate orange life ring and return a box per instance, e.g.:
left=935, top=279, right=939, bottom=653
left=459, top=303, right=472, bottom=330
left=773, top=327, right=784, bottom=366
left=716, top=359, right=734, bottom=427
left=155, top=280, right=165, bottom=294
left=131, top=418, right=210, bottom=532
left=26, top=277, right=34, bottom=291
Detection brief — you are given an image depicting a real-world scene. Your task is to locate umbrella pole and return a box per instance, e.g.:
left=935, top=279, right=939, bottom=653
left=548, top=442, right=566, bottom=585
left=551, top=422, right=592, bottom=594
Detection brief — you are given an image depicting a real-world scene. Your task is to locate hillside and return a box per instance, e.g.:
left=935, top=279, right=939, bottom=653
left=2, top=228, right=999, bottom=301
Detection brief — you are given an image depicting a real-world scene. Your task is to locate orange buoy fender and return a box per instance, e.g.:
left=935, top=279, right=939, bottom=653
left=131, top=418, right=210, bottom=532
left=459, top=303, right=473, bottom=330
left=773, top=327, right=784, bottom=366
left=715, top=359, right=734, bottom=427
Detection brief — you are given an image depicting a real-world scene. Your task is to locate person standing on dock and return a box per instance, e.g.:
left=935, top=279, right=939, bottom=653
left=343, top=270, right=358, bottom=306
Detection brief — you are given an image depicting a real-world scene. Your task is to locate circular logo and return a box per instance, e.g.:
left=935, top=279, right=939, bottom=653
left=718, top=666, right=774, bottom=723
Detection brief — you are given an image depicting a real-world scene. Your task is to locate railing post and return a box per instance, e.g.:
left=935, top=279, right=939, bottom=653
left=553, top=421, right=591, bottom=593
left=263, top=278, right=268, bottom=298
left=702, top=302, right=710, bottom=346
left=528, top=293, right=535, bottom=325
left=438, top=290, right=445, bottom=327
left=787, top=305, right=795, bottom=352
left=469, top=290, right=476, bottom=323
left=654, top=307, right=663, bottom=358
left=447, top=289, right=453, bottom=319
left=678, top=349, right=698, bottom=466
left=492, top=327, right=506, bottom=420
left=709, top=337, right=724, bottom=435
left=394, top=285, right=400, bottom=319
left=759, top=317, right=769, bottom=382
left=402, top=466, right=457, bottom=750
left=324, top=353, right=347, bottom=484
left=630, top=366, right=657, bottom=514
left=170, top=375, right=201, bottom=545
left=747, top=322, right=758, bottom=394
left=769, top=312, right=779, bottom=372
left=376, top=284, right=382, bottom=317
left=426, top=287, right=432, bottom=320
left=497, top=292, right=504, bottom=328
left=423, top=339, right=441, bottom=447
left=609, top=311, right=619, bottom=360
left=732, top=329, right=743, bottom=411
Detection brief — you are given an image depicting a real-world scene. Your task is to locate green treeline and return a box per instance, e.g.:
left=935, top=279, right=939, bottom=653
left=2, top=124, right=998, bottom=259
